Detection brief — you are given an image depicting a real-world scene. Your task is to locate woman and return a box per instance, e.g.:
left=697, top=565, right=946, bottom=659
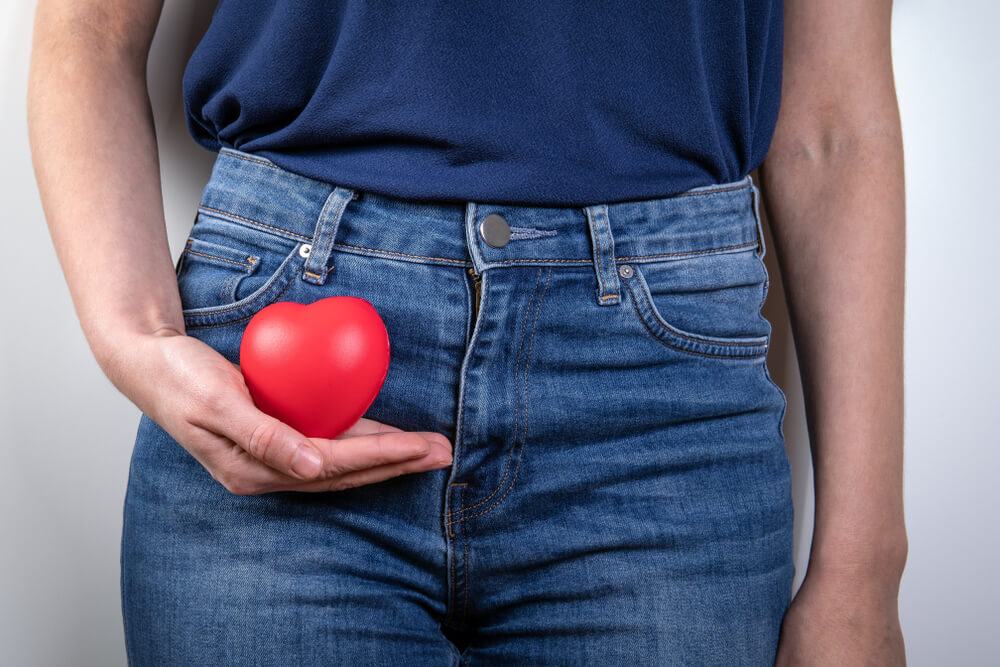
left=27, top=1, right=907, bottom=664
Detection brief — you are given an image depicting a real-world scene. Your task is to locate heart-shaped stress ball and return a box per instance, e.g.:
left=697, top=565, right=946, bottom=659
left=238, top=296, right=390, bottom=439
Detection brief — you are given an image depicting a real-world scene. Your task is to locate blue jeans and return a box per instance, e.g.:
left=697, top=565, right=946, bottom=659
left=122, top=147, right=794, bottom=665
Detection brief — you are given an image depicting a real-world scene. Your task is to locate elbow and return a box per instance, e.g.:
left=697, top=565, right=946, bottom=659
left=765, top=96, right=904, bottom=169
left=768, top=123, right=903, bottom=168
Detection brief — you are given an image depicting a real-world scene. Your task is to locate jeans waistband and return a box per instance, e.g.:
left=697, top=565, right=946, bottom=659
left=199, top=147, right=765, bottom=305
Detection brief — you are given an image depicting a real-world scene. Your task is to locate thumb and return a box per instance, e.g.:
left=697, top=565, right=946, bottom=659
left=227, top=406, right=324, bottom=480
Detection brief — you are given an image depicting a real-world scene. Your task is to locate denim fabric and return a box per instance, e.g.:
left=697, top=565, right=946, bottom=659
left=121, top=147, right=794, bottom=665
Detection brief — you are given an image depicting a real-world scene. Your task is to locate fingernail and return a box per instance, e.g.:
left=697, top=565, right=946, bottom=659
left=291, top=444, right=322, bottom=478
left=407, top=442, right=431, bottom=458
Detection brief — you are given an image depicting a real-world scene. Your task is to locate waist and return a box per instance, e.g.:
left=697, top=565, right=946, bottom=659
left=198, top=147, right=764, bottom=270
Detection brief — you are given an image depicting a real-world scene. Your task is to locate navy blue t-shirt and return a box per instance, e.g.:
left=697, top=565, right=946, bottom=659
left=182, top=2, right=783, bottom=206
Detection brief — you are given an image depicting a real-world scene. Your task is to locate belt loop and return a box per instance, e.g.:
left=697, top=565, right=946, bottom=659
left=748, top=175, right=767, bottom=260
left=302, top=186, right=356, bottom=285
left=583, top=203, right=621, bottom=306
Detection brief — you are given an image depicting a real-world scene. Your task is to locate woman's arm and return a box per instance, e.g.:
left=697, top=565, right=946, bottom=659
left=27, top=0, right=452, bottom=494
left=758, top=0, right=907, bottom=662
left=28, top=0, right=180, bottom=360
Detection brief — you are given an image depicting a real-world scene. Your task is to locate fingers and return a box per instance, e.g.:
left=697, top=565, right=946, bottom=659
left=290, top=439, right=453, bottom=493
left=155, top=334, right=454, bottom=495
left=204, top=397, right=326, bottom=480
left=315, top=430, right=450, bottom=476
left=190, top=428, right=306, bottom=495
left=193, top=428, right=452, bottom=495
left=189, top=424, right=453, bottom=495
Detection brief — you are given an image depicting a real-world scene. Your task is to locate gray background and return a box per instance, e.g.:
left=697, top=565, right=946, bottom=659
left=1, top=1, right=995, bottom=664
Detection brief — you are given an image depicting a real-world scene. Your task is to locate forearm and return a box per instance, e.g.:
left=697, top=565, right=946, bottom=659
left=27, top=1, right=179, bottom=385
left=758, top=130, right=907, bottom=582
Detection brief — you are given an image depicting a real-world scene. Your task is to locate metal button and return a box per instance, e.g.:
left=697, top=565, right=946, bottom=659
left=479, top=214, right=511, bottom=248
left=618, top=264, right=634, bottom=279
left=299, top=244, right=312, bottom=258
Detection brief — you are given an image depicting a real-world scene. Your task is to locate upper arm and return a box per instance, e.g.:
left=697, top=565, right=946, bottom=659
left=31, top=0, right=165, bottom=70
left=767, top=0, right=900, bottom=160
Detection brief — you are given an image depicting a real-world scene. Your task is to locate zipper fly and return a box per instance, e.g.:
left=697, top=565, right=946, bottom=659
left=467, top=266, right=483, bottom=327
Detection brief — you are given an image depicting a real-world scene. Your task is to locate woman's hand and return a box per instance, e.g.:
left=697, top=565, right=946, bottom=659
left=27, top=4, right=451, bottom=496
left=775, top=566, right=906, bottom=666
left=105, top=327, right=453, bottom=495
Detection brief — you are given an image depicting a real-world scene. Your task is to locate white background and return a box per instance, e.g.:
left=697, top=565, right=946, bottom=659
left=1, top=2, right=995, bottom=664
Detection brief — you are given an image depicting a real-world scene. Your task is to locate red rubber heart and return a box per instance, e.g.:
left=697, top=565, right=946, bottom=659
left=238, top=296, right=390, bottom=439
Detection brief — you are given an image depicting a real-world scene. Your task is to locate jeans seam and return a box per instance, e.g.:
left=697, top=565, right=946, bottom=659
left=618, top=241, right=757, bottom=261
left=219, top=148, right=279, bottom=169
left=182, top=264, right=299, bottom=330
left=621, top=277, right=768, bottom=360
left=672, top=181, right=750, bottom=199
left=461, top=486, right=470, bottom=622
left=450, top=268, right=541, bottom=515
left=120, top=467, right=133, bottom=666
left=448, top=267, right=551, bottom=524
left=198, top=204, right=758, bottom=266
left=183, top=244, right=259, bottom=269
left=335, top=242, right=472, bottom=265
left=198, top=205, right=313, bottom=241
left=584, top=206, right=605, bottom=292
left=451, top=269, right=489, bottom=482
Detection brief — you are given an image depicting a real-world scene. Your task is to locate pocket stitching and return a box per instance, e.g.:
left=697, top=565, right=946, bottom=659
left=621, top=262, right=769, bottom=359
left=197, top=205, right=313, bottom=243
left=180, top=241, right=307, bottom=323
left=183, top=240, right=260, bottom=270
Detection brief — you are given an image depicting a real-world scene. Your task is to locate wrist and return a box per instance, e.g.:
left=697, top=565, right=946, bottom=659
left=807, top=531, right=908, bottom=588
left=87, top=317, right=186, bottom=386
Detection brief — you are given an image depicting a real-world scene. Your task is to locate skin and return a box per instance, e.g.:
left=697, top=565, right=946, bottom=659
left=27, top=0, right=455, bottom=495
left=761, top=0, right=908, bottom=663
left=28, top=0, right=908, bottom=662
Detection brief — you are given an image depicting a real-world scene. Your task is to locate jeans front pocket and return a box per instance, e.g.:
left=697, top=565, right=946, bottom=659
left=177, top=211, right=311, bottom=329
left=177, top=237, right=262, bottom=310
left=618, top=246, right=771, bottom=360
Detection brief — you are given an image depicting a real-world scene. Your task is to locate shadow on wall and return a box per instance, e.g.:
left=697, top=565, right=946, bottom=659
left=147, top=0, right=221, bottom=247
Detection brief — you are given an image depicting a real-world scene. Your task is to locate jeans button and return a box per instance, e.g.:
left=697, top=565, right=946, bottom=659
left=480, top=214, right=511, bottom=248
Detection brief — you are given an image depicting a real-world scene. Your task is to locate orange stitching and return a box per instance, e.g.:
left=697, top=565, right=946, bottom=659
left=616, top=241, right=757, bottom=262
left=599, top=293, right=619, bottom=300
left=461, top=487, right=470, bottom=621
left=478, top=241, right=757, bottom=266
left=450, top=265, right=493, bottom=480
left=198, top=206, right=313, bottom=241
left=621, top=278, right=767, bottom=359
left=183, top=247, right=256, bottom=269
left=303, top=271, right=322, bottom=279
left=671, top=182, right=749, bottom=199
left=220, top=150, right=278, bottom=169
left=334, top=243, right=471, bottom=265
left=450, top=486, right=457, bottom=601
left=183, top=268, right=299, bottom=330
left=451, top=267, right=551, bottom=524
left=585, top=207, right=605, bottom=287
left=197, top=204, right=756, bottom=266
left=450, top=268, right=541, bottom=516
left=195, top=211, right=475, bottom=265
left=494, top=257, right=590, bottom=264
left=632, top=267, right=766, bottom=347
